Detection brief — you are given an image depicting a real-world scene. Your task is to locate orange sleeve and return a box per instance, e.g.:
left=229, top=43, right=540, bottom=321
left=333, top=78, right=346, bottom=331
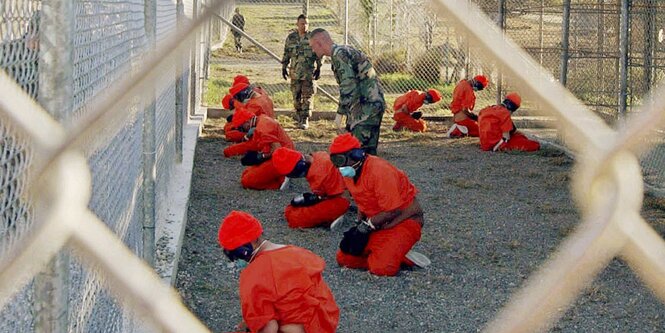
left=239, top=265, right=278, bottom=332
left=405, top=91, right=425, bottom=113
left=499, top=109, right=513, bottom=133
left=367, top=160, right=414, bottom=214
left=450, top=81, right=475, bottom=113
left=308, top=153, right=345, bottom=196
left=253, top=118, right=281, bottom=153
left=393, top=90, right=415, bottom=111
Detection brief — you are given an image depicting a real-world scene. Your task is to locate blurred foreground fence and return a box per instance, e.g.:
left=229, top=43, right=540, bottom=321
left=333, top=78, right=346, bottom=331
left=1, top=0, right=665, bottom=333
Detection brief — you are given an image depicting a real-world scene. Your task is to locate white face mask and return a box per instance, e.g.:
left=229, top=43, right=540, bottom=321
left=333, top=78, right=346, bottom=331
left=338, top=166, right=356, bottom=178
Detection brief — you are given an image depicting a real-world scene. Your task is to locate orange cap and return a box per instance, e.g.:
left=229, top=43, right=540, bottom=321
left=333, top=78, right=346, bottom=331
left=218, top=211, right=263, bottom=250
left=233, top=75, right=250, bottom=86
left=230, top=105, right=255, bottom=128
left=229, top=83, right=250, bottom=98
left=222, top=94, right=233, bottom=110
left=272, top=147, right=303, bottom=176
left=329, top=133, right=361, bottom=154
left=426, top=89, right=442, bottom=102
left=505, top=92, right=521, bottom=108
left=473, top=75, right=489, bottom=88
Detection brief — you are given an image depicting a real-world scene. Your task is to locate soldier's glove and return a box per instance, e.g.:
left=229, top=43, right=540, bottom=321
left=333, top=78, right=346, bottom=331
left=291, top=192, right=323, bottom=207
left=411, top=111, right=423, bottom=120
left=313, top=67, right=321, bottom=80
left=241, top=151, right=266, bottom=166
left=467, top=112, right=478, bottom=121
left=282, top=67, right=289, bottom=80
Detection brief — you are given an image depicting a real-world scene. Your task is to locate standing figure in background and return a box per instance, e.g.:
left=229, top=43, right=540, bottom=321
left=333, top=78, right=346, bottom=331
left=231, top=8, right=245, bottom=53
left=447, top=75, right=488, bottom=138
left=282, top=14, right=322, bottom=129
left=309, top=28, right=386, bottom=155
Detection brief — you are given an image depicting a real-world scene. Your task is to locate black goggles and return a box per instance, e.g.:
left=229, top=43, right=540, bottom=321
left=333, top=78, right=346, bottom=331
left=330, top=148, right=365, bottom=167
left=223, top=244, right=253, bottom=262
left=330, top=153, right=349, bottom=167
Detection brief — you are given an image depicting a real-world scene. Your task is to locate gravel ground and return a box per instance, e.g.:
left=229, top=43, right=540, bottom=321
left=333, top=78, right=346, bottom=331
left=175, top=118, right=665, bottom=333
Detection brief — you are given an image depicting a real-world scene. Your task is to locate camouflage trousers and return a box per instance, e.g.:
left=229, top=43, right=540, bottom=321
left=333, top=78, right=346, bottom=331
left=291, top=79, right=315, bottom=121
left=232, top=32, right=242, bottom=50
left=349, top=115, right=383, bottom=155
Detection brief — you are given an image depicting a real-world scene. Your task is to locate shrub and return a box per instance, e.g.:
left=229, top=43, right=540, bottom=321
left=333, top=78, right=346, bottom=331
left=373, top=50, right=407, bottom=75
left=412, top=45, right=448, bottom=84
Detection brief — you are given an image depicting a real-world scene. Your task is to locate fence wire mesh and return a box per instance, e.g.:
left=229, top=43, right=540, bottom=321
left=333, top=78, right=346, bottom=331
left=0, top=114, right=35, bottom=332
left=1, top=0, right=665, bottom=331
left=1, top=3, right=40, bottom=331
left=211, top=0, right=665, bottom=191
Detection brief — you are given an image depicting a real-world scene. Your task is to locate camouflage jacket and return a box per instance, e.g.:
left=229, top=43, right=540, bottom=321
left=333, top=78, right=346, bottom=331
left=232, top=13, right=245, bottom=30
left=331, top=44, right=385, bottom=127
left=281, top=30, right=321, bottom=81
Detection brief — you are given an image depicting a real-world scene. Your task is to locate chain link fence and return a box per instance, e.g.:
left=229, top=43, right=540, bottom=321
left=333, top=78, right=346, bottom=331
left=0, top=0, right=225, bottom=331
left=208, top=0, right=665, bottom=191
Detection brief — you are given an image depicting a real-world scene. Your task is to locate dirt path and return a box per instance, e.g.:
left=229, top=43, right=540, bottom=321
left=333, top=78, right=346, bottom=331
left=176, top=119, right=665, bottom=332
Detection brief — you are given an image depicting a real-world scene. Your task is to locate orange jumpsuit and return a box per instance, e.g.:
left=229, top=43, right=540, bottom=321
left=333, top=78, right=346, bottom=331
left=449, top=80, right=480, bottom=137
left=240, top=246, right=340, bottom=333
left=337, top=155, right=422, bottom=276
left=237, top=87, right=275, bottom=119
left=392, top=90, right=427, bottom=132
left=224, top=122, right=247, bottom=142
left=284, top=152, right=350, bottom=228
left=237, top=116, right=295, bottom=190
left=478, top=105, right=540, bottom=152
left=224, top=87, right=275, bottom=142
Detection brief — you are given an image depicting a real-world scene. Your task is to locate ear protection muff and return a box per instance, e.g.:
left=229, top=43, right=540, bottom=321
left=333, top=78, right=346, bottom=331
left=287, top=159, right=310, bottom=178
left=234, top=86, right=253, bottom=102
left=223, top=243, right=254, bottom=262
left=502, top=99, right=519, bottom=112
left=348, top=148, right=365, bottom=162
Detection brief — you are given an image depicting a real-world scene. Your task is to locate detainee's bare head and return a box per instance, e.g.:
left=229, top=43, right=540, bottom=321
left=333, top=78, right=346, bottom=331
left=309, top=28, right=333, bottom=58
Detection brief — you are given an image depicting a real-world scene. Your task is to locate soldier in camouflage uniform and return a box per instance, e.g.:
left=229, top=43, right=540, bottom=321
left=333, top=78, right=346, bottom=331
left=309, top=28, right=386, bottom=155
left=231, top=8, right=245, bottom=53
left=281, top=14, right=322, bottom=129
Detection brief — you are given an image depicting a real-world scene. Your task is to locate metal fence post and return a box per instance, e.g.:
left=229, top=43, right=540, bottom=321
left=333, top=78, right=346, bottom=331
left=539, top=0, right=544, bottom=66
left=643, top=0, right=654, bottom=91
left=34, top=1, right=74, bottom=332
left=344, top=0, right=349, bottom=45
left=190, top=0, right=200, bottom=117
left=496, top=0, right=505, bottom=104
left=143, top=0, right=157, bottom=267
left=176, top=0, right=185, bottom=163
left=560, top=0, right=571, bottom=87
left=619, top=0, right=630, bottom=117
